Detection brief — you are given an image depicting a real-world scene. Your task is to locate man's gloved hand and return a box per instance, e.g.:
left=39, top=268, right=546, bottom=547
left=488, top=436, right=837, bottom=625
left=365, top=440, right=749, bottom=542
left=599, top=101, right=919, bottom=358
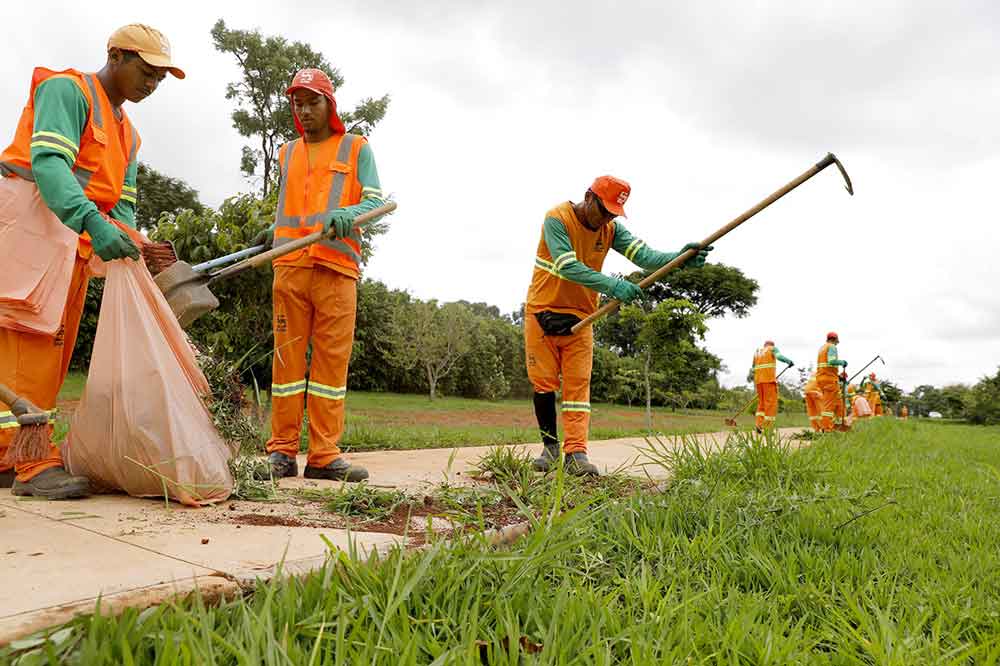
left=746, top=371, right=754, bottom=383
left=251, top=225, right=275, bottom=250
left=84, top=214, right=140, bottom=261
left=325, top=209, right=356, bottom=239
left=786, top=361, right=795, bottom=368
left=680, top=242, right=713, bottom=268
left=610, top=279, right=643, bottom=303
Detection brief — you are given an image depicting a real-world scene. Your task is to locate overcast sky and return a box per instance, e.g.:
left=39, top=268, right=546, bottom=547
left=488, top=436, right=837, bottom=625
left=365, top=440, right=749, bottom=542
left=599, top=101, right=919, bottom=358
left=5, top=1, right=998, bottom=392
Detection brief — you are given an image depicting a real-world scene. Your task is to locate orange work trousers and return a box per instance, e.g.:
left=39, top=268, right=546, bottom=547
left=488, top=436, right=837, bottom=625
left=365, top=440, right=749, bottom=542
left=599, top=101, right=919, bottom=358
left=817, top=375, right=842, bottom=432
left=805, top=389, right=823, bottom=432
left=266, top=265, right=355, bottom=468
left=0, top=254, right=90, bottom=481
left=524, top=313, right=593, bottom=454
left=754, top=381, right=778, bottom=430
left=869, top=394, right=884, bottom=416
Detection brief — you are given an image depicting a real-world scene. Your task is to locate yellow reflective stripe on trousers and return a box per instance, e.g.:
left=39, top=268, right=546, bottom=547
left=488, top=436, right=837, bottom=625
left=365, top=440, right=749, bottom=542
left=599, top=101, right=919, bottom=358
left=561, top=401, right=591, bottom=413
left=307, top=381, right=347, bottom=401
left=272, top=380, right=307, bottom=398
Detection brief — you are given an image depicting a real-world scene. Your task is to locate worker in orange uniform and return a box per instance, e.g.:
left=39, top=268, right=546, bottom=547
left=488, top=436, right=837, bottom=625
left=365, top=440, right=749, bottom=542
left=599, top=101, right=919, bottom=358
left=899, top=405, right=909, bottom=420
left=803, top=372, right=823, bottom=432
left=253, top=69, right=387, bottom=482
left=815, top=332, right=848, bottom=432
left=0, top=25, right=183, bottom=498
left=861, top=373, right=886, bottom=416
left=525, top=176, right=711, bottom=475
left=747, top=340, right=794, bottom=432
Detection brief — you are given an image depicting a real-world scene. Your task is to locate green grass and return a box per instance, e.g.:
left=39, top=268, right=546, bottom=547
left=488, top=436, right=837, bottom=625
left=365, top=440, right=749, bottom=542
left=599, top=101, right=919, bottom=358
left=56, top=371, right=809, bottom=452
left=8, top=419, right=1000, bottom=664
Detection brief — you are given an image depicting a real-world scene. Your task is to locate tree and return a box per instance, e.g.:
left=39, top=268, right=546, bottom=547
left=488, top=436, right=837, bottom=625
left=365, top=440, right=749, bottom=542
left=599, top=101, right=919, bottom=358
left=211, top=19, right=391, bottom=196
left=383, top=300, right=475, bottom=400
left=964, top=368, right=1000, bottom=425
left=641, top=263, right=758, bottom=319
left=135, top=162, right=202, bottom=231
left=617, top=300, right=707, bottom=429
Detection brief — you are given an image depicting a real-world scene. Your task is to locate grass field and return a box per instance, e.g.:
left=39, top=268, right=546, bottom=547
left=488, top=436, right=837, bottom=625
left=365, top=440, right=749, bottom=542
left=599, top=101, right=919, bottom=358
left=55, top=372, right=809, bottom=450
left=7, top=419, right=1000, bottom=664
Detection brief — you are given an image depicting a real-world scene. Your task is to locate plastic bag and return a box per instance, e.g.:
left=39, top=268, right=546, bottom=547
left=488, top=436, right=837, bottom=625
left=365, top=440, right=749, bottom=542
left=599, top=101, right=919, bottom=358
left=852, top=395, right=873, bottom=417
left=64, top=245, right=232, bottom=506
left=0, top=177, right=80, bottom=334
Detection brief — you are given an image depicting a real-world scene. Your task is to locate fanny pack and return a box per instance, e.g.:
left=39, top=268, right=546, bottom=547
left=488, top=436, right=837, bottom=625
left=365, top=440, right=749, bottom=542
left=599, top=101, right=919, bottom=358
left=534, top=311, right=581, bottom=336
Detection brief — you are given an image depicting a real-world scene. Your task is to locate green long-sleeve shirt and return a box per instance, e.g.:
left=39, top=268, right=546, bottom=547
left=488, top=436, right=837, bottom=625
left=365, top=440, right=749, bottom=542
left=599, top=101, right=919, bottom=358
left=29, top=77, right=137, bottom=232
left=343, top=143, right=384, bottom=217
left=826, top=344, right=847, bottom=368
left=542, top=218, right=677, bottom=298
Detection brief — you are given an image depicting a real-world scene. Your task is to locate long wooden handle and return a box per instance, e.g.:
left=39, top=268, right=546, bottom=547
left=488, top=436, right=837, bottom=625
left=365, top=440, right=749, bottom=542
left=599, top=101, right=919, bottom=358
left=0, top=382, right=21, bottom=408
left=729, top=365, right=793, bottom=419
left=570, top=154, right=844, bottom=334
left=209, top=202, right=397, bottom=283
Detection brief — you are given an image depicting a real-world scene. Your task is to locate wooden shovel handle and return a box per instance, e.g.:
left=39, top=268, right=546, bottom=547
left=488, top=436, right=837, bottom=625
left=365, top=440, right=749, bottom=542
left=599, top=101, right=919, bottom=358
left=0, top=382, right=22, bottom=409
left=570, top=153, right=847, bottom=334
left=210, top=202, right=398, bottom=283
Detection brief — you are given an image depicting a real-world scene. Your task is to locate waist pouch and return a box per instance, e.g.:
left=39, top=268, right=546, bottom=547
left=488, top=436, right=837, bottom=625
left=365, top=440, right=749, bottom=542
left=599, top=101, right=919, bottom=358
left=534, top=311, right=581, bottom=336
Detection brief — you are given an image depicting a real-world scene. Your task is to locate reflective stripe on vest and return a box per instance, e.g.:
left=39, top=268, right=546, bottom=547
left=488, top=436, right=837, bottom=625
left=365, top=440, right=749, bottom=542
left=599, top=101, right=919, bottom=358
left=273, top=135, right=363, bottom=263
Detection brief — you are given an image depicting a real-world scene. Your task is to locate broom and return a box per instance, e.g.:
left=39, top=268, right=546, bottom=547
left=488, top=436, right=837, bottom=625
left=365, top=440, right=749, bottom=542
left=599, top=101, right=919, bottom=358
left=0, top=382, right=51, bottom=466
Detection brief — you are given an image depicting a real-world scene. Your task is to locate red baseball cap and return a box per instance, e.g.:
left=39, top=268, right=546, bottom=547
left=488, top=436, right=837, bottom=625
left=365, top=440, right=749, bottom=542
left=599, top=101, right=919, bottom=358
left=764, top=340, right=775, bottom=346
left=589, top=175, right=630, bottom=217
left=286, top=68, right=346, bottom=135
left=827, top=331, right=839, bottom=341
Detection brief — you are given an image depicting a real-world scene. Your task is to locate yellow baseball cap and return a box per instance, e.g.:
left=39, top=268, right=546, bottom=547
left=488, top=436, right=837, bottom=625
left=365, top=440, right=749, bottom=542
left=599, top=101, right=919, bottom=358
left=107, top=24, right=185, bottom=79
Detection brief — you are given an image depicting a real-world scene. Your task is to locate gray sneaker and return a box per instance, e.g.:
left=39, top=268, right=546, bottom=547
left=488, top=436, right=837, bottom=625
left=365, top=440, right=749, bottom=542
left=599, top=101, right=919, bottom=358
left=564, top=452, right=599, bottom=477
left=531, top=443, right=561, bottom=472
left=11, top=467, right=90, bottom=499
left=268, top=452, right=298, bottom=479
left=304, top=457, right=369, bottom=482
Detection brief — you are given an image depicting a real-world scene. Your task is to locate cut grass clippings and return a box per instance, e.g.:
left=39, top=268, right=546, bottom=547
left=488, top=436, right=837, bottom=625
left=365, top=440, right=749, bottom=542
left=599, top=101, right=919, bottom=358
left=8, top=419, right=1000, bottom=664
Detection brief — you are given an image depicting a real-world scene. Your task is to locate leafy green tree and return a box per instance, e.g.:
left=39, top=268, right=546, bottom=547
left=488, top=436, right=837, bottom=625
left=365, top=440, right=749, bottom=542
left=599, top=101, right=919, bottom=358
left=617, top=299, right=707, bottom=429
left=640, top=263, right=758, bottom=319
left=135, top=162, right=202, bottom=231
left=211, top=19, right=390, bottom=197
left=383, top=300, right=475, bottom=400
left=963, top=369, right=1000, bottom=425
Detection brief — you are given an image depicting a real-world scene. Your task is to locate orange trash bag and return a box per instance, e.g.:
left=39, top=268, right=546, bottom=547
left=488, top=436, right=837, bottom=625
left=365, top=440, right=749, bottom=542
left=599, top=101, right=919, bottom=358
left=64, top=241, right=233, bottom=506
left=0, top=177, right=80, bottom=335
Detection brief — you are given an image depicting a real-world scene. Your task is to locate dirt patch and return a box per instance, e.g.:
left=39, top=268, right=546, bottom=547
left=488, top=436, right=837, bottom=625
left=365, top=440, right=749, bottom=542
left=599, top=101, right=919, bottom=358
left=229, top=514, right=311, bottom=528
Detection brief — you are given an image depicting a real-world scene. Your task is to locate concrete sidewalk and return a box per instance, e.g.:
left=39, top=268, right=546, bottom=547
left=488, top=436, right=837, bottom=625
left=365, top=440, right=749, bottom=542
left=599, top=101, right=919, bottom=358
left=0, top=428, right=799, bottom=643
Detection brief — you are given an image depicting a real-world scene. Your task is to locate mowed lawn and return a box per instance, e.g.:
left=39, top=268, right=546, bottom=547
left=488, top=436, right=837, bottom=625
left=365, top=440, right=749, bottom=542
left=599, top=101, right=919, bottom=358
left=9, top=419, right=1000, bottom=664
left=56, top=371, right=809, bottom=450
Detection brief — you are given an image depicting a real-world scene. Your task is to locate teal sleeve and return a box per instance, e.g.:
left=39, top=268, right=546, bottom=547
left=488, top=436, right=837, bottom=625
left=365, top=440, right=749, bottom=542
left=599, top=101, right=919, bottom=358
left=827, top=344, right=847, bottom=367
left=29, top=78, right=103, bottom=234
left=611, top=223, right=676, bottom=271
left=343, top=143, right=386, bottom=218
left=108, top=159, right=138, bottom=229
left=542, top=217, right=621, bottom=297
left=772, top=347, right=793, bottom=365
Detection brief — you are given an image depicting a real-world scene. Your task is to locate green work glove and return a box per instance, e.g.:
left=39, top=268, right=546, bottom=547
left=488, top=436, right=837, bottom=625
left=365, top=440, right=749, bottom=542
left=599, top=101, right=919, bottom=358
left=325, top=209, right=355, bottom=239
left=786, top=360, right=795, bottom=368
left=251, top=224, right=275, bottom=250
left=83, top=213, right=140, bottom=261
left=610, top=279, right=643, bottom=303
left=679, top=242, right=713, bottom=268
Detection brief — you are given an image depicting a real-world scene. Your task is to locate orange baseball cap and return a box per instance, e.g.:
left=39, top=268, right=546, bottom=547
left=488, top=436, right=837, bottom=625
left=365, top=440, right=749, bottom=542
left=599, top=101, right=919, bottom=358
left=108, top=24, right=185, bottom=79
left=589, top=175, right=631, bottom=217
left=286, top=68, right=346, bottom=135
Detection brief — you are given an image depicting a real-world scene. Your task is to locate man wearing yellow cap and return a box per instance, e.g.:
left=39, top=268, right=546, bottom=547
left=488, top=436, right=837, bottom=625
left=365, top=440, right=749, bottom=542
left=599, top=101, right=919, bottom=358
left=254, top=69, right=387, bottom=483
left=525, top=176, right=711, bottom=475
left=0, top=25, right=183, bottom=498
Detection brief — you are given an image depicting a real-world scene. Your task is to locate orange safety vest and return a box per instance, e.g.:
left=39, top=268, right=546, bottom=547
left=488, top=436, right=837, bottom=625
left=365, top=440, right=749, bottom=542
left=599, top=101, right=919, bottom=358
left=525, top=201, right=616, bottom=318
left=0, top=68, right=139, bottom=238
left=753, top=346, right=777, bottom=383
left=816, top=342, right=838, bottom=381
left=272, top=133, right=365, bottom=278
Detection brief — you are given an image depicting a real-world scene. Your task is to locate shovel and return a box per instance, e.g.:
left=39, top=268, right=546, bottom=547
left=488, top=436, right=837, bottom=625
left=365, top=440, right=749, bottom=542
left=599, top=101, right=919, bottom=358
left=724, top=365, right=792, bottom=427
left=154, top=202, right=396, bottom=328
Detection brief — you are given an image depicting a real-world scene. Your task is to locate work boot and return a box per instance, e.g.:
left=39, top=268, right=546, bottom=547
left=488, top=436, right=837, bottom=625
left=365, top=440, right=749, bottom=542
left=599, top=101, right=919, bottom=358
left=532, top=443, right=561, bottom=472
left=564, top=452, right=600, bottom=477
left=11, top=467, right=90, bottom=500
left=265, top=452, right=298, bottom=479
left=0, top=468, right=15, bottom=489
left=304, top=457, right=369, bottom=482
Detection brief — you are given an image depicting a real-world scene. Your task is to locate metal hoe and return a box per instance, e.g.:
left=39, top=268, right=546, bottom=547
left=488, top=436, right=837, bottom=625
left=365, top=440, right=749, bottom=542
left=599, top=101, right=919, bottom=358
left=570, top=152, right=854, bottom=334
left=848, top=355, right=885, bottom=385
left=154, top=202, right=397, bottom=328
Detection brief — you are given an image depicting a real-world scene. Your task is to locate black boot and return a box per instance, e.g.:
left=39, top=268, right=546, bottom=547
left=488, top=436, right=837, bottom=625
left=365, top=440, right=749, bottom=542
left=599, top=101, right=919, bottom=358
left=0, top=468, right=14, bottom=489
left=304, top=457, right=369, bottom=482
left=11, top=467, right=90, bottom=499
left=564, top=452, right=600, bottom=477
left=265, top=452, right=298, bottom=479
left=532, top=392, right=561, bottom=472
